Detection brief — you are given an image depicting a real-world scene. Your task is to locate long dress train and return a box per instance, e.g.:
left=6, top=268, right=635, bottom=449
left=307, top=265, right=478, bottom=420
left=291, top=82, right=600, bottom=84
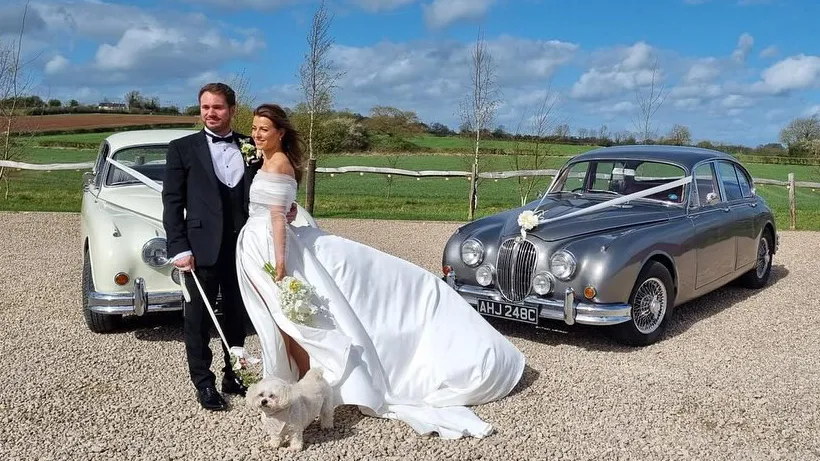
left=235, top=171, right=526, bottom=439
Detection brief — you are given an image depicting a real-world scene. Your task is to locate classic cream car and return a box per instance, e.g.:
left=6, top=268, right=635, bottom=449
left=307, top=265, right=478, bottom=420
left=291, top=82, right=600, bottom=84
left=80, top=129, right=318, bottom=333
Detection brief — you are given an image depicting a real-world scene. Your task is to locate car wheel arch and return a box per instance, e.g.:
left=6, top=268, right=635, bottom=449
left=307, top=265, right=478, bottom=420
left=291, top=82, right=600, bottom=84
left=641, top=251, right=678, bottom=301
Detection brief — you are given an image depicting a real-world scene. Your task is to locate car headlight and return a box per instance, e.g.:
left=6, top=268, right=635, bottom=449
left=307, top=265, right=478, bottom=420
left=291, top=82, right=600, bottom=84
left=532, top=272, right=554, bottom=295
left=550, top=250, right=576, bottom=280
left=142, top=237, right=169, bottom=267
left=475, top=264, right=493, bottom=286
left=460, top=239, right=484, bottom=267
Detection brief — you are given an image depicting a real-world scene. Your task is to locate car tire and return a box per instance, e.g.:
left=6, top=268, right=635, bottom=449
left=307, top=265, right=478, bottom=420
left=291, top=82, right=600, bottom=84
left=738, top=230, right=773, bottom=289
left=83, top=249, right=122, bottom=333
left=611, top=261, right=674, bottom=347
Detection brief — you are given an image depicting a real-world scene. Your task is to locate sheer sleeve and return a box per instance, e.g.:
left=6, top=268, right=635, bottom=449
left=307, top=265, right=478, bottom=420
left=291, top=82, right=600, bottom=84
left=248, top=172, right=298, bottom=275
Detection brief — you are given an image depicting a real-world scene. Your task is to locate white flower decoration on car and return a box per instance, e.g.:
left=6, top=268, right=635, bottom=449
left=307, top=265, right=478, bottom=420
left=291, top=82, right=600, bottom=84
left=517, top=210, right=540, bottom=239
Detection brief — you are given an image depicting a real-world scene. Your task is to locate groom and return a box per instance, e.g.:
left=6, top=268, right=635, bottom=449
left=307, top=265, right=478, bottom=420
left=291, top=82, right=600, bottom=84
left=162, top=82, right=295, bottom=411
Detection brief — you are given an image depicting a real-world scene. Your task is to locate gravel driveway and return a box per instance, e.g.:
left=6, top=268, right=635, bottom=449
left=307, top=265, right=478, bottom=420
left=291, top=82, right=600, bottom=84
left=1, top=212, right=818, bottom=460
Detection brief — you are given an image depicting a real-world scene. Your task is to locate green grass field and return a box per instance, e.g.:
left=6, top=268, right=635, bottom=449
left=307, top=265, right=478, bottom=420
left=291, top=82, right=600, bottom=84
left=2, top=134, right=819, bottom=230
left=407, top=135, right=593, bottom=155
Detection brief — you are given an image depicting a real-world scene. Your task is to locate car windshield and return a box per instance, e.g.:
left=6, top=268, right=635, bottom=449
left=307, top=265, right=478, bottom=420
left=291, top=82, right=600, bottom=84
left=105, top=145, right=168, bottom=186
left=548, top=159, right=687, bottom=204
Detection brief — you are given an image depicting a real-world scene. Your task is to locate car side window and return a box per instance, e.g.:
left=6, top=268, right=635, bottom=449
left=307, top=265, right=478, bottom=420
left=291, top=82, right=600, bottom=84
left=734, top=164, right=753, bottom=198
left=717, top=161, right=743, bottom=201
left=694, top=163, right=720, bottom=207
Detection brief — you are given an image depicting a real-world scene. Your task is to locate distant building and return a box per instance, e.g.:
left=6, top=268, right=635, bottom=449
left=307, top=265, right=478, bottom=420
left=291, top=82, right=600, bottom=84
left=97, top=102, right=127, bottom=111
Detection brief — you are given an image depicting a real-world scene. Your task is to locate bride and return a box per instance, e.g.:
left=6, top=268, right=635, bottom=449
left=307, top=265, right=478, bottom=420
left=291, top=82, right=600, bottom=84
left=235, top=103, right=525, bottom=439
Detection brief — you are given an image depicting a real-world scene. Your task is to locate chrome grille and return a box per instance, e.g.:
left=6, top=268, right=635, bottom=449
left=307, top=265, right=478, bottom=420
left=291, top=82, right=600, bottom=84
left=496, top=238, right=537, bottom=302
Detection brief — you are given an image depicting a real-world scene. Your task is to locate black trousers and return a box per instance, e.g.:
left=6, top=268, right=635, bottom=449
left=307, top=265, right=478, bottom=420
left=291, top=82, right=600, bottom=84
left=182, top=232, right=246, bottom=390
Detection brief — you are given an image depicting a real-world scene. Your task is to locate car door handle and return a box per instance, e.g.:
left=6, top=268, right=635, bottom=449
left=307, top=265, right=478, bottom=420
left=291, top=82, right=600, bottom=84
left=750, top=202, right=757, bottom=207
left=723, top=207, right=730, bottom=212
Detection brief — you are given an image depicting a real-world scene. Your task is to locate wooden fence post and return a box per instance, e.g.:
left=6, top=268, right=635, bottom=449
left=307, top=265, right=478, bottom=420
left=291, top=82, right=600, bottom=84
left=788, top=173, right=796, bottom=230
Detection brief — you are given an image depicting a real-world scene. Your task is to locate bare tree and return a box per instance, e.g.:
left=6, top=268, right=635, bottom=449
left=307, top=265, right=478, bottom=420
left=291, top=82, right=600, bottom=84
left=632, top=59, right=668, bottom=144
left=298, top=0, right=343, bottom=214
left=0, top=2, right=33, bottom=199
left=229, top=70, right=256, bottom=136
left=459, top=27, right=500, bottom=220
left=511, top=84, right=561, bottom=206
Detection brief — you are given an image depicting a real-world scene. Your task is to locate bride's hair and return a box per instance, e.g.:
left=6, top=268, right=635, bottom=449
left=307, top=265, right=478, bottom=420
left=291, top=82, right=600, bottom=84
left=253, top=103, right=306, bottom=183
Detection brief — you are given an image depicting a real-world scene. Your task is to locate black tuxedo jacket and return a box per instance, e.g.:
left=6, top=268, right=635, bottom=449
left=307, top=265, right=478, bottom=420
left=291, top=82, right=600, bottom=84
left=162, top=129, right=261, bottom=267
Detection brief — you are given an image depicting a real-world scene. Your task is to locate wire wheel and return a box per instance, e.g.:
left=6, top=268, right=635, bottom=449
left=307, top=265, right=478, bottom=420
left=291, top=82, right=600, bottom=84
left=632, top=277, right=667, bottom=334
left=756, top=237, right=771, bottom=279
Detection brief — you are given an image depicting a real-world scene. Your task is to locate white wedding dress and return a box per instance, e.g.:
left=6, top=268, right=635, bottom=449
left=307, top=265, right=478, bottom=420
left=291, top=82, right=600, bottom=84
left=235, top=171, right=525, bottom=439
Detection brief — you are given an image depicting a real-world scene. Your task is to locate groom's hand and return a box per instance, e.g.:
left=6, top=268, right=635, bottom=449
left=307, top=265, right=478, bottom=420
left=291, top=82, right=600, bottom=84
left=286, top=203, right=298, bottom=223
left=174, top=255, right=195, bottom=272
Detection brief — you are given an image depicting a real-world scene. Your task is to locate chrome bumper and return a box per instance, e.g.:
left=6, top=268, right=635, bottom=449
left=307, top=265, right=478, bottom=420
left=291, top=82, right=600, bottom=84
left=87, top=277, right=183, bottom=316
left=453, top=284, right=632, bottom=326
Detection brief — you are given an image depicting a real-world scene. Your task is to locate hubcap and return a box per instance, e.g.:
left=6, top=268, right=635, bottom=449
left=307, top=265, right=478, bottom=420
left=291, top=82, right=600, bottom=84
left=633, top=277, right=667, bottom=334
left=756, top=237, right=770, bottom=278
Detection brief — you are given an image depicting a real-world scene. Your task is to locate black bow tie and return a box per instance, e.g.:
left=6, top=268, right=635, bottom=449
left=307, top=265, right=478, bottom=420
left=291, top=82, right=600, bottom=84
left=210, top=134, right=234, bottom=144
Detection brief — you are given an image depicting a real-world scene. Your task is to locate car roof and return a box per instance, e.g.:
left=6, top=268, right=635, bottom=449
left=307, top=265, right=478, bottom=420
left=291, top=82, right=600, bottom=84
left=569, top=144, right=739, bottom=171
left=105, top=128, right=199, bottom=153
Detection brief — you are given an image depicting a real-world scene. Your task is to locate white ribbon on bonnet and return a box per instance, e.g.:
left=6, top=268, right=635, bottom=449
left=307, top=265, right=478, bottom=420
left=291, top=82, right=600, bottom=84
left=106, top=157, right=261, bottom=370
left=519, top=174, right=694, bottom=237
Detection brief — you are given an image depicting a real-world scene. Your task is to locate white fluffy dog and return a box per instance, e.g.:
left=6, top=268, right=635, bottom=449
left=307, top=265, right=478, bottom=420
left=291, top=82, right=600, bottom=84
left=246, top=367, right=335, bottom=451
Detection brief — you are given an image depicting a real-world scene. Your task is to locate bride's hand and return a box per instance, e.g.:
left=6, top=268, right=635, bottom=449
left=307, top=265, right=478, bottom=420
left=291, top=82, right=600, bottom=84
left=275, top=263, right=286, bottom=282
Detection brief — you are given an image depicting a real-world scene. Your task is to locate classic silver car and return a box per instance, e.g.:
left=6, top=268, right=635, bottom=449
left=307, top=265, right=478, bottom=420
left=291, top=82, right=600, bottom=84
left=442, top=145, right=779, bottom=346
left=81, top=129, right=318, bottom=333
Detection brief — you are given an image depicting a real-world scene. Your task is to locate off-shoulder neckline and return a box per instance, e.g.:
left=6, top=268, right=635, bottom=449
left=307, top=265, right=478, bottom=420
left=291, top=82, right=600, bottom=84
left=256, top=170, right=297, bottom=182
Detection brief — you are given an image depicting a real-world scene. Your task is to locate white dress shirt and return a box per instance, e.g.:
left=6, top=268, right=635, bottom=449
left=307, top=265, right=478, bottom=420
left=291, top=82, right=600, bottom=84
left=170, top=128, right=246, bottom=264
left=203, top=127, right=245, bottom=188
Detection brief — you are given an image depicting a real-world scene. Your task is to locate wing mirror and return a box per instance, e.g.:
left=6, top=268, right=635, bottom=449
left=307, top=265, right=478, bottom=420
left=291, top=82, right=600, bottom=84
left=82, top=171, right=95, bottom=189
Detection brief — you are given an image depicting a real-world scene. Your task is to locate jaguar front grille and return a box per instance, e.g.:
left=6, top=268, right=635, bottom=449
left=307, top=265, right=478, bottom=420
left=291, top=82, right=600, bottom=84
left=496, top=238, right=537, bottom=302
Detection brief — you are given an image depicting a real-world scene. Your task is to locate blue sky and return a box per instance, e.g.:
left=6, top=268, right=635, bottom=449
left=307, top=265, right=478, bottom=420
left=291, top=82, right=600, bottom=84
left=3, top=0, right=819, bottom=146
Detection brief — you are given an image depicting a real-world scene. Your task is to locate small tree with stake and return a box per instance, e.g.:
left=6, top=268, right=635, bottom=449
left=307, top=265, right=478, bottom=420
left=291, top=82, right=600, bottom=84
left=298, top=0, right=344, bottom=214
left=459, top=26, right=500, bottom=220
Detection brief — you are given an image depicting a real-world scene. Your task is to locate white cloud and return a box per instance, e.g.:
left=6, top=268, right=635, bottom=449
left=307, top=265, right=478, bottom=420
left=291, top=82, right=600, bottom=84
left=570, top=42, right=661, bottom=101
left=267, top=36, right=577, bottom=131
left=598, top=101, right=635, bottom=114
left=328, top=36, right=576, bottom=95
left=177, top=0, right=302, bottom=9
left=34, top=1, right=265, bottom=87
left=43, top=54, right=68, bottom=74
left=731, top=33, right=754, bottom=63
left=720, top=94, right=754, bottom=109
left=759, top=45, right=778, bottom=58
left=422, top=0, right=494, bottom=28
left=684, top=57, right=721, bottom=83
left=674, top=98, right=701, bottom=110
left=751, top=54, right=820, bottom=94
left=352, top=0, right=418, bottom=11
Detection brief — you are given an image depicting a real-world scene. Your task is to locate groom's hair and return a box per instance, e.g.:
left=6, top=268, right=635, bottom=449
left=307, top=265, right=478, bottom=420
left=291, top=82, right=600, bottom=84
left=198, top=82, right=236, bottom=107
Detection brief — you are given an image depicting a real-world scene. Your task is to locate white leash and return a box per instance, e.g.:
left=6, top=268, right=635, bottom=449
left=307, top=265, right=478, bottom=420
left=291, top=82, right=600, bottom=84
left=179, top=270, right=260, bottom=370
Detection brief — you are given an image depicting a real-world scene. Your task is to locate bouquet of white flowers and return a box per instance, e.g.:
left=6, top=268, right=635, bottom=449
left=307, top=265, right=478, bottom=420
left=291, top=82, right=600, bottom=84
left=263, top=262, right=320, bottom=326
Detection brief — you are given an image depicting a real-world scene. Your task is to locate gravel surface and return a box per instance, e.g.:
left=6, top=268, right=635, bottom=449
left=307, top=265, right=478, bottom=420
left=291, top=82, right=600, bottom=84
left=1, top=211, right=818, bottom=460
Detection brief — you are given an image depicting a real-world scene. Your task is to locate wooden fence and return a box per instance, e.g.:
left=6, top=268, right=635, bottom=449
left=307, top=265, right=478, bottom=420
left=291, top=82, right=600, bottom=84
left=2, top=161, right=819, bottom=230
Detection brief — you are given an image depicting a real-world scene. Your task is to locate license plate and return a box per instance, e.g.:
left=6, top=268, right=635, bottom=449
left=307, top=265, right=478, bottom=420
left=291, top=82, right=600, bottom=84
left=476, top=299, right=539, bottom=325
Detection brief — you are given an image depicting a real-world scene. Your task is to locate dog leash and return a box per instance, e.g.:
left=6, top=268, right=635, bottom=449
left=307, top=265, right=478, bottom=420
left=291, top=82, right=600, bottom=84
left=179, top=269, right=261, bottom=370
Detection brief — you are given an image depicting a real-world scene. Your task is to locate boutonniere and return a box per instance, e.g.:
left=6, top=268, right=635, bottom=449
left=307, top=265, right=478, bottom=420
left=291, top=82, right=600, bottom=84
left=238, top=137, right=261, bottom=166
